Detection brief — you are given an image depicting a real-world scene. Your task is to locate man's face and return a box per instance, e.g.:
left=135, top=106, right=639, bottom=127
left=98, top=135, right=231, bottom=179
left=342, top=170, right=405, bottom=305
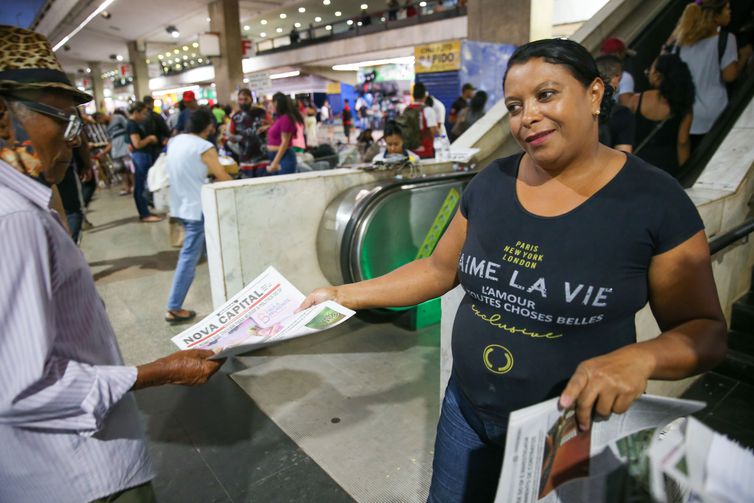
left=463, top=88, right=474, bottom=100
left=1, top=90, right=77, bottom=184
left=238, top=92, right=252, bottom=109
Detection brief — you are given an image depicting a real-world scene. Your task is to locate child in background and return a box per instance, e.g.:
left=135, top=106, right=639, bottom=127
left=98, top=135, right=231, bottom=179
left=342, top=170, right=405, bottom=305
left=372, top=121, right=419, bottom=163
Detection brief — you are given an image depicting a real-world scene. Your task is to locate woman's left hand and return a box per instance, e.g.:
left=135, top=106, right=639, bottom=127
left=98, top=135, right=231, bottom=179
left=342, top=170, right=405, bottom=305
left=559, top=345, right=654, bottom=431
left=268, top=160, right=280, bottom=173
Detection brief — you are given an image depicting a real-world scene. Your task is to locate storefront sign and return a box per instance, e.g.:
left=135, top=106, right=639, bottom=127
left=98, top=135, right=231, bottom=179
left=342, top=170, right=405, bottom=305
left=247, top=72, right=270, bottom=91
left=326, top=82, right=341, bottom=94
left=414, top=40, right=461, bottom=74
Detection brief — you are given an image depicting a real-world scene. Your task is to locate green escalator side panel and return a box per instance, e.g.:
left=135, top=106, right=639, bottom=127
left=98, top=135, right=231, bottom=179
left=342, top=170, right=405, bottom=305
left=358, top=185, right=461, bottom=318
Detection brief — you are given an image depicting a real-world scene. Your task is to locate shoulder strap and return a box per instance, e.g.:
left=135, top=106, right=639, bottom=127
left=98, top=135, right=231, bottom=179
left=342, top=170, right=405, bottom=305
left=635, top=115, right=670, bottom=155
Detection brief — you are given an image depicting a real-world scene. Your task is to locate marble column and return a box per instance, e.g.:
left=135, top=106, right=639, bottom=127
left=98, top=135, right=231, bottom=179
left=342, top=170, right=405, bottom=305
left=467, top=0, right=553, bottom=44
left=209, top=0, right=244, bottom=106
left=127, top=40, right=151, bottom=100
left=88, top=62, right=105, bottom=112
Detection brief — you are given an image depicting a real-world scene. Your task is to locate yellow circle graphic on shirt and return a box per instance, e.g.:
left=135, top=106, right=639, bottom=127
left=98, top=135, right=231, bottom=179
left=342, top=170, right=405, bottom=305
left=483, top=344, right=514, bottom=374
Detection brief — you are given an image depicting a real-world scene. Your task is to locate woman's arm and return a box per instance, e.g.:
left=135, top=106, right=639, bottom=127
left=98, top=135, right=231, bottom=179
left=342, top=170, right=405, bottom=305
left=301, top=210, right=468, bottom=310
left=560, top=231, right=726, bottom=431
left=201, top=147, right=233, bottom=182
left=269, top=132, right=291, bottom=173
left=722, top=44, right=752, bottom=83
left=677, top=112, right=693, bottom=166
left=130, top=133, right=156, bottom=150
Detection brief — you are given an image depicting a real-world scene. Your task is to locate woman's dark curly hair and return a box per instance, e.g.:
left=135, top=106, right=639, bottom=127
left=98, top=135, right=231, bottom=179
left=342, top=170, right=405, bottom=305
left=503, top=38, right=614, bottom=122
left=652, top=54, right=695, bottom=117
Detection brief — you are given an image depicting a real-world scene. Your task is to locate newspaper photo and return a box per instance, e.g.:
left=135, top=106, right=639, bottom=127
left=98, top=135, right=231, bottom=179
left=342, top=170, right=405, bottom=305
left=171, top=266, right=355, bottom=359
left=495, top=395, right=705, bottom=503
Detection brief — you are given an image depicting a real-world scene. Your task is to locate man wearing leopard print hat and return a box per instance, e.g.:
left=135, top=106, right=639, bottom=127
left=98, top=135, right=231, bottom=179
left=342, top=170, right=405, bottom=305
left=0, top=26, right=224, bottom=503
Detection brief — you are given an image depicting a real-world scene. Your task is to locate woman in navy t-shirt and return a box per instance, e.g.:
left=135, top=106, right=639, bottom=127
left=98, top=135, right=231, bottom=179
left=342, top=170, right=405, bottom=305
left=302, top=39, right=726, bottom=502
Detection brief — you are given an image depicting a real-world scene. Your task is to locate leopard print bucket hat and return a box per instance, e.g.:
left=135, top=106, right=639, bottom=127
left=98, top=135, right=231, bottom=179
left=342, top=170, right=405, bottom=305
left=0, top=25, right=92, bottom=104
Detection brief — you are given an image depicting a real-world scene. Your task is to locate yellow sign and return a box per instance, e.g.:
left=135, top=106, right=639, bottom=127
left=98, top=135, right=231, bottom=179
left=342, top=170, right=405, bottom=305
left=326, top=82, right=341, bottom=94
left=414, top=40, right=461, bottom=74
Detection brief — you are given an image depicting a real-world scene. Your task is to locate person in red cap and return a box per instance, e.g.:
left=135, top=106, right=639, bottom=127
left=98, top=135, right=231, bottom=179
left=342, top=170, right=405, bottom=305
left=600, top=37, right=636, bottom=105
left=174, top=89, right=198, bottom=135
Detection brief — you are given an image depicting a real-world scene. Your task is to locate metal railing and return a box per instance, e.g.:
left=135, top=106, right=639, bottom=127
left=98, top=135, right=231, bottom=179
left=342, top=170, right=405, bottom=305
left=710, top=218, right=754, bottom=255
left=254, top=1, right=467, bottom=55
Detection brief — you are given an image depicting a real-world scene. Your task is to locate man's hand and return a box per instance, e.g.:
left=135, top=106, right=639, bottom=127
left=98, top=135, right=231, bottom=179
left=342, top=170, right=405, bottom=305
left=559, top=345, right=653, bottom=431
left=133, top=349, right=224, bottom=390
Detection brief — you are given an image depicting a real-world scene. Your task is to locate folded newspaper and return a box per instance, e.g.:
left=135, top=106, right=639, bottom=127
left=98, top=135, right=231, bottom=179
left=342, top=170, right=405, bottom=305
left=171, top=266, right=355, bottom=359
left=496, top=394, right=754, bottom=502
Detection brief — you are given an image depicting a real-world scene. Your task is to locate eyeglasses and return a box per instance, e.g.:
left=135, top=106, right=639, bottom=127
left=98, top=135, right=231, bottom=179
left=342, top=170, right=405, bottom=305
left=3, top=95, right=83, bottom=143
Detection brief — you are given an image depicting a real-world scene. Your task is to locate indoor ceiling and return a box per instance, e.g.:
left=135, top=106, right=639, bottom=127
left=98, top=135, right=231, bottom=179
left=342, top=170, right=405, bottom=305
left=41, top=0, right=383, bottom=74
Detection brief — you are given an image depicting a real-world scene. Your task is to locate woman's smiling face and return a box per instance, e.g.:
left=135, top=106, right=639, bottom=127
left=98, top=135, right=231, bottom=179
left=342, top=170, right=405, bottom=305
left=504, top=58, right=603, bottom=168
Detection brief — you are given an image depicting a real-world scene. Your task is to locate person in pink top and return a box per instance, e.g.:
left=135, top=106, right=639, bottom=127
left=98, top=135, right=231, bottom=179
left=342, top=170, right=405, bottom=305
left=266, top=93, right=304, bottom=175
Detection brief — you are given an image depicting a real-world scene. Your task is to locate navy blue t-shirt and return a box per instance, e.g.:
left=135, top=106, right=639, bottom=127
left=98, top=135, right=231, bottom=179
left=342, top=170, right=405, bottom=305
left=452, top=153, right=704, bottom=421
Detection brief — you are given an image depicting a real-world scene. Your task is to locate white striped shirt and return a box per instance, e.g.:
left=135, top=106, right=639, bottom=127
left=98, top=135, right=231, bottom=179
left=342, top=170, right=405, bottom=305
left=0, top=161, right=153, bottom=502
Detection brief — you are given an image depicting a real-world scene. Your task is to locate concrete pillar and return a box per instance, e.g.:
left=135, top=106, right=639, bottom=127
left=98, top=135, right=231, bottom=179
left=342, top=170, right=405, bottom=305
left=88, top=62, right=105, bottom=112
left=209, top=0, right=244, bottom=106
left=127, top=40, right=151, bottom=100
left=467, top=0, right=533, bottom=45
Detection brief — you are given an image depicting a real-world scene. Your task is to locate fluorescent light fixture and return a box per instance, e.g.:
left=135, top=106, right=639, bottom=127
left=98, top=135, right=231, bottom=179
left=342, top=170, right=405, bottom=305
left=173, top=49, right=179, bottom=54
left=244, top=25, right=250, bottom=31
left=198, top=58, right=203, bottom=62
left=206, top=17, right=211, bottom=22
left=115, top=54, right=123, bottom=61
left=298, top=7, right=306, bottom=13
left=325, top=25, right=332, bottom=30
left=86, top=67, right=92, bottom=73
left=52, top=0, right=117, bottom=51
left=280, top=13, right=287, bottom=19
left=294, top=22, right=301, bottom=28
left=171, top=31, right=180, bottom=38
left=182, top=45, right=189, bottom=51
left=243, top=78, right=250, bottom=83
left=261, top=19, right=268, bottom=25
left=347, top=19, right=353, bottom=25
left=419, top=1, right=426, bottom=5
left=269, top=70, right=300, bottom=79
left=357, top=21, right=362, bottom=26
left=260, top=32, right=267, bottom=37
left=335, top=11, right=341, bottom=16
left=315, top=16, right=322, bottom=22
left=158, top=54, right=163, bottom=60
left=332, top=56, right=414, bottom=71
left=323, top=0, right=331, bottom=4
left=361, top=3, right=368, bottom=9
left=192, top=42, right=199, bottom=48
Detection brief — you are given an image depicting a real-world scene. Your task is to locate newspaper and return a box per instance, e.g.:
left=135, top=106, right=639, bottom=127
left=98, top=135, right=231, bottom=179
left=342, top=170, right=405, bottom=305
left=496, top=395, right=705, bottom=503
left=171, top=266, right=355, bottom=359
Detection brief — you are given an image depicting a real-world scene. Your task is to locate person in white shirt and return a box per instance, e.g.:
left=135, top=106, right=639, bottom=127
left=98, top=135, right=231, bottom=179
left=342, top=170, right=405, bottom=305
left=165, top=108, right=232, bottom=323
left=427, top=93, right=447, bottom=137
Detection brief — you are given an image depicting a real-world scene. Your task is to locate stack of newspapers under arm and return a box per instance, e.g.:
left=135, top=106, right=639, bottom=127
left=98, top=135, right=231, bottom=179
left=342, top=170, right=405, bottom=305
left=496, top=394, right=754, bottom=503
left=171, top=266, right=355, bottom=359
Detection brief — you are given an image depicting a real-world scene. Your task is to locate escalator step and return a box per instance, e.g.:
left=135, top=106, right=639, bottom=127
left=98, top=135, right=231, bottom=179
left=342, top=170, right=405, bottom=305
left=729, top=330, right=754, bottom=356
left=714, top=350, right=754, bottom=386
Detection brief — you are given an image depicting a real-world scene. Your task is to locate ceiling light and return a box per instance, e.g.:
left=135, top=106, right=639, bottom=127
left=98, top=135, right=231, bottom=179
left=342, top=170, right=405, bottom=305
left=276, top=27, right=283, bottom=33
left=171, top=31, right=180, bottom=38
left=165, top=52, right=171, bottom=57
left=175, top=64, right=181, bottom=69
left=115, top=54, right=123, bottom=61
left=346, top=19, right=353, bottom=25
left=192, top=42, right=199, bottom=48
left=168, top=59, right=173, bottom=64
left=206, top=17, right=211, bottom=22
left=280, top=13, right=287, bottom=19
left=294, top=22, right=301, bottom=28
left=243, top=78, right=250, bottom=83
left=167, top=25, right=180, bottom=38
left=298, top=7, right=306, bottom=13
left=198, top=58, right=204, bottom=62
left=157, top=54, right=164, bottom=60
left=182, top=45, right=189, bottom=51
left=315, top=16, right=322, bottom=22
left=191, top=53, right=196, bottom=57
left=270, top=70, right=300, bottom=79
left=52, top=0, right=116, bottom=51
left=419, top=1, right=426, bottom=5
left=100, top=10, right=111, bottom=19
left=244, top=25, right=250, bottom=31
left=182, top=55, right=188, bottom=60
left=86, top=67, right=92, bottom=73
left=361, top=3, right=368, bottom=9
left=145, top=59, right=150, bottom=64
left=260, top=32, right=267, bottom=37
left=261, top=19, right=268, bottom=25
left=173, top=49, right=179, bottom=54
left=332, top=55, right=415, bottom=71
left=380, top=16, right=385, bottom=21
left=357, top=21, right=362, bottom=26
left=325, top=24, right=332, bottom=30
left=323, top=0, right=330, bottom=5
left=335, top=11, right=341, bottom=16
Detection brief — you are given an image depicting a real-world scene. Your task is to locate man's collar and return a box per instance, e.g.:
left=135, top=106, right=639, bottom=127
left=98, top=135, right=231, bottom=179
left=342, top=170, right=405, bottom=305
left=0, top=159, right=52, bottom=210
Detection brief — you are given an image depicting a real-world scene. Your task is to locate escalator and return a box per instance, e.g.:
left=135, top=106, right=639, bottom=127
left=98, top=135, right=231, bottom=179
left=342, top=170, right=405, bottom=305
left=317, top=0, right=754, bottom=326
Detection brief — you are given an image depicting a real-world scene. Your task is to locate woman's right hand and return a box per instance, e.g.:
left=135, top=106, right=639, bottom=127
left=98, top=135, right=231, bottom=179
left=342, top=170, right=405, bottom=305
left=147, top=134, right=159, bottom=144
left=298, top=286, right=339, bottom=311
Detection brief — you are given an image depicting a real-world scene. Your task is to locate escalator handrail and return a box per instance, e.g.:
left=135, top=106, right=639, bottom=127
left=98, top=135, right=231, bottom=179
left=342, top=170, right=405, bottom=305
left=339, top=171, right=476, bottom=284
left=709, top=218, right=754, bottom=255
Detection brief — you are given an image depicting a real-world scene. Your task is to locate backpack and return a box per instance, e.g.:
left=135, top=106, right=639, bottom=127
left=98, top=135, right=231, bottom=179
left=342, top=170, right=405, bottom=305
left=397, top=104, right=425, bottom=150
